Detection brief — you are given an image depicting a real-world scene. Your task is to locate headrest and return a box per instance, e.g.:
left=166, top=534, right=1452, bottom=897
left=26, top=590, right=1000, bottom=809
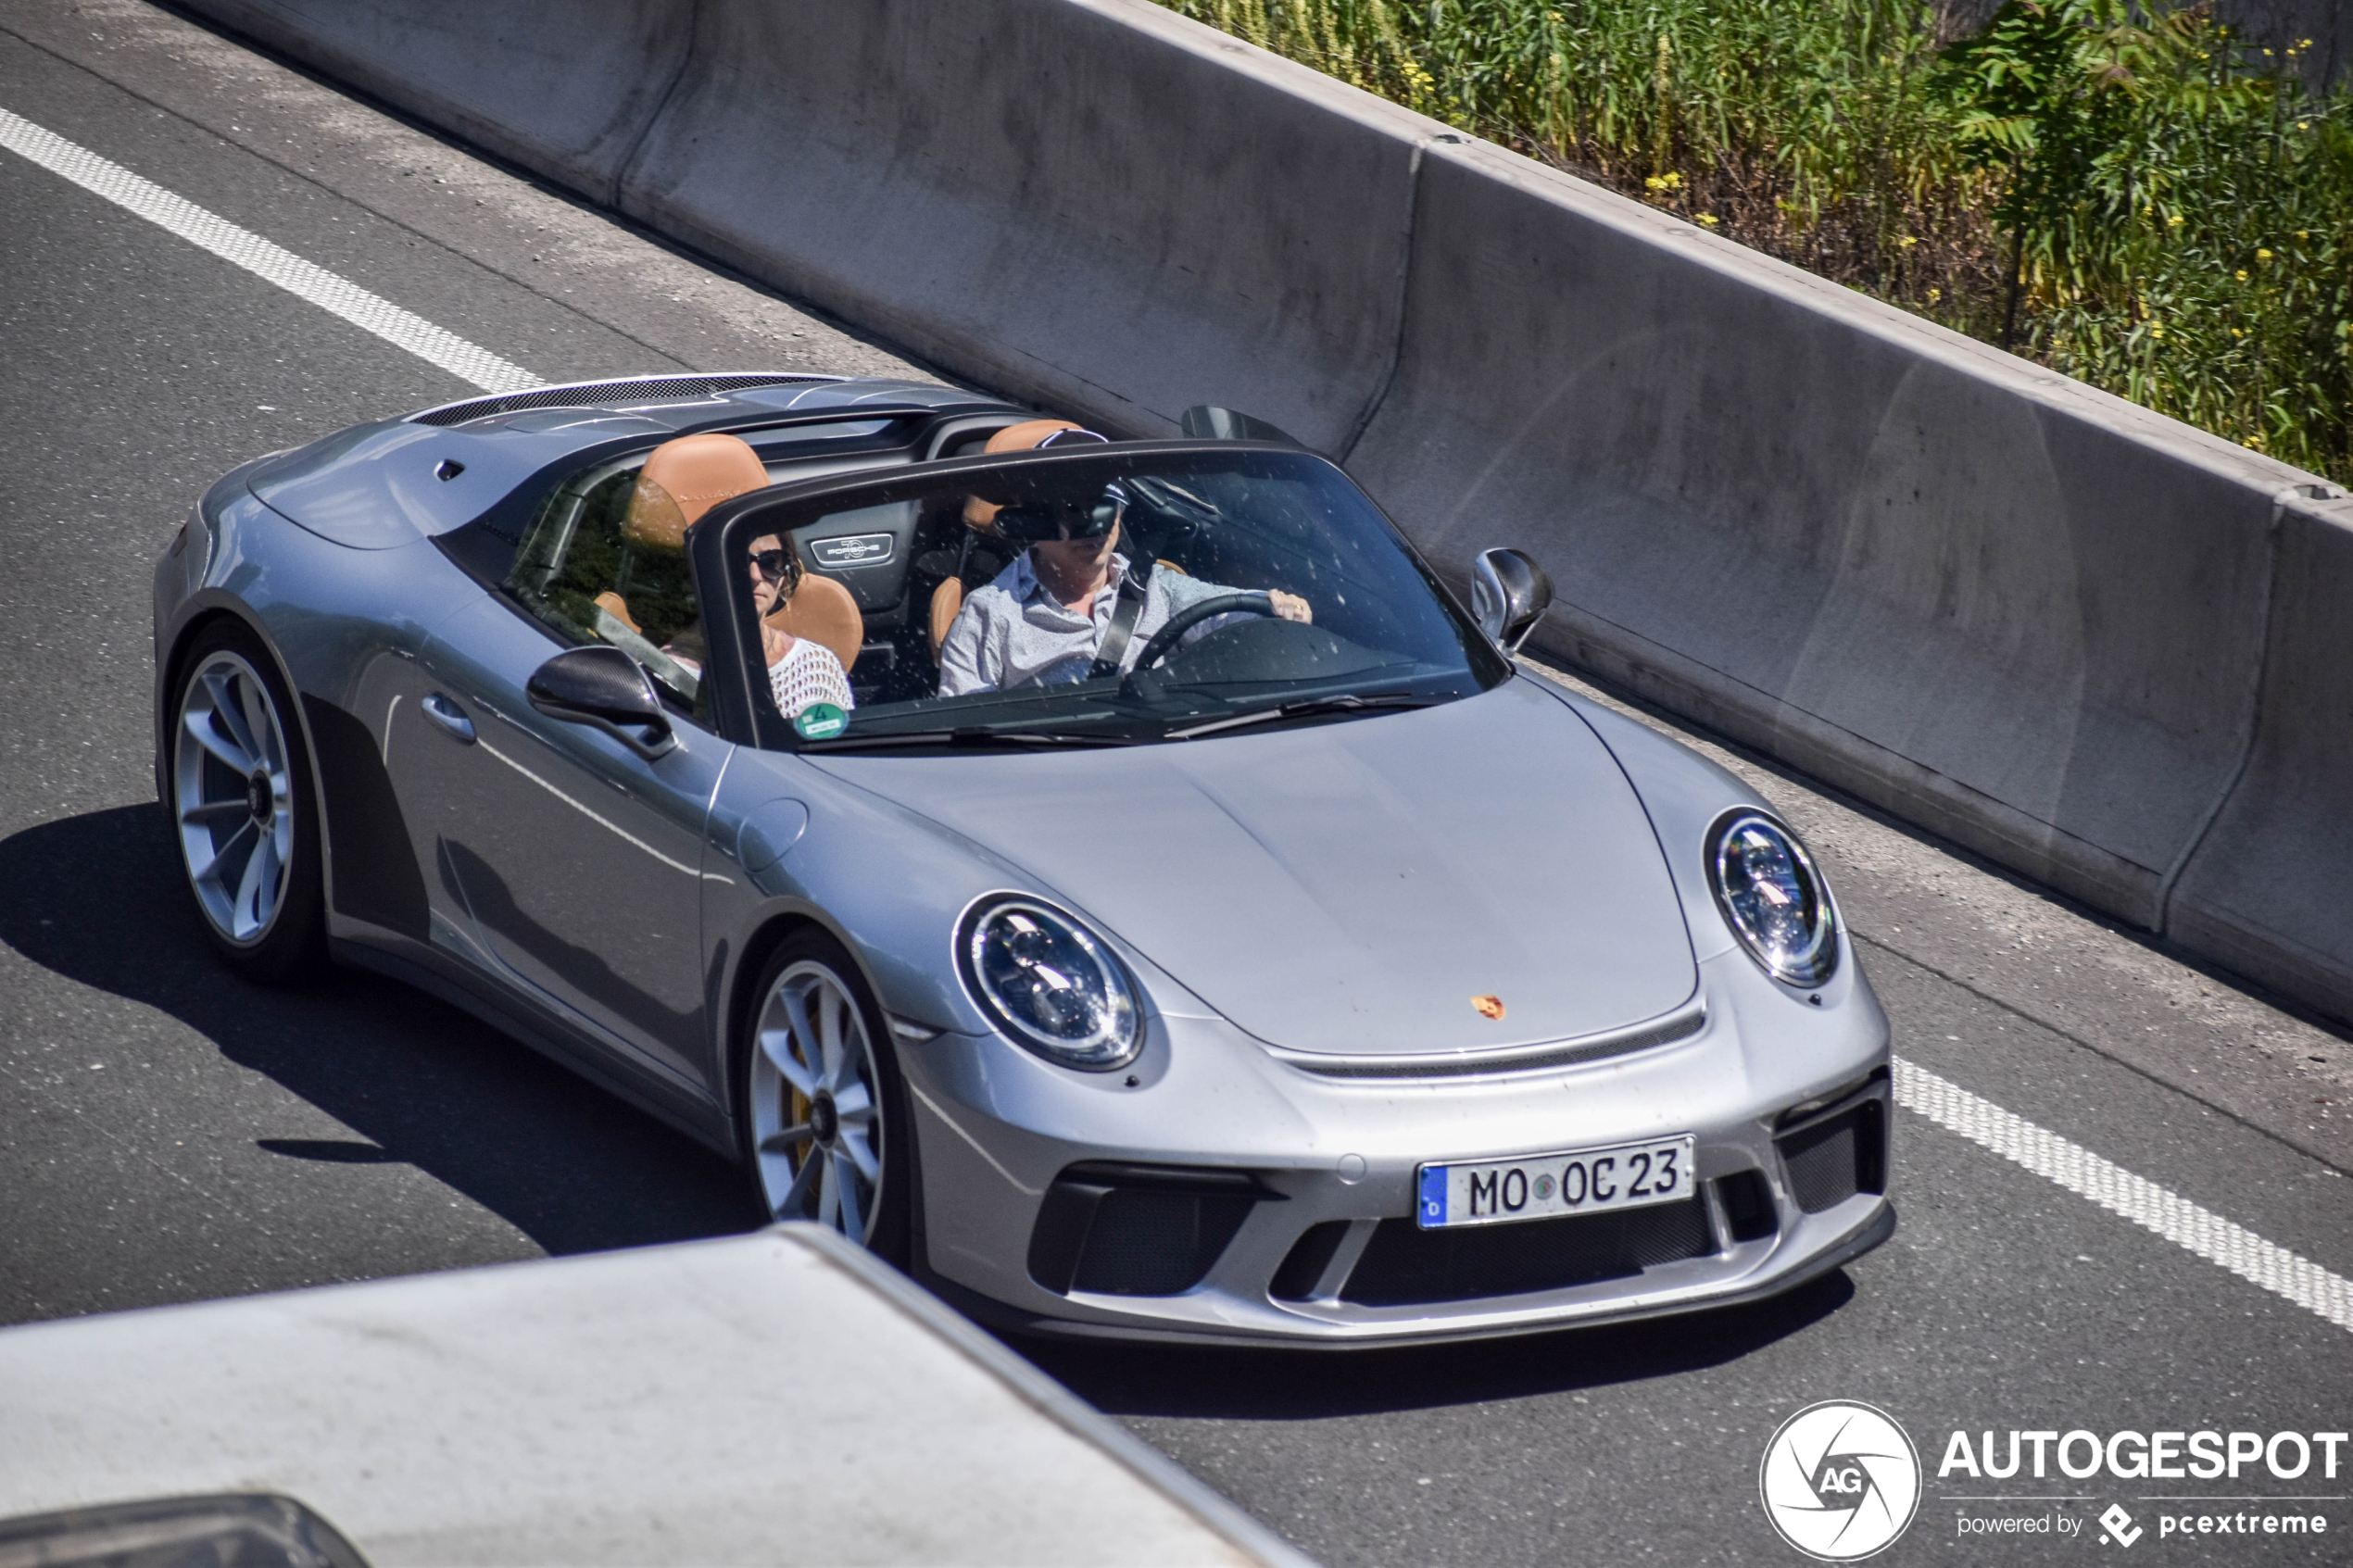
left=985, top=419, right=1086, bottom=454
left=965, top=420, right=1089, bottom=530
left=626, top=433, right=770, bottom=548
left=767, top=573, right=863, bottom=673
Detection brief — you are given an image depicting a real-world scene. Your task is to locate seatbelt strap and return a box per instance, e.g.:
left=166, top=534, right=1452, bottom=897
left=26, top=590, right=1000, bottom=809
left=1087, top=573, right=1150, bottom=680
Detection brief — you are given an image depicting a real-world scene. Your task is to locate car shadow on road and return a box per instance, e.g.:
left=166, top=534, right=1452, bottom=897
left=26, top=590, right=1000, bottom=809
left=1014, top=1271, right=1856, bottom=1419
left=0, top=804, right=762, bottom=1256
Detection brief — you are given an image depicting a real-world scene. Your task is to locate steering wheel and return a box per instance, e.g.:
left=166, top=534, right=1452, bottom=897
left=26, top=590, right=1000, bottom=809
left=1128, top=592, right=1277, bottom=672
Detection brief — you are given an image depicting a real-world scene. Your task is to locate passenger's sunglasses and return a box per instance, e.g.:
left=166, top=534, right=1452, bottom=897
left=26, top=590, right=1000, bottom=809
left=749, top=547, right=803, bottom=585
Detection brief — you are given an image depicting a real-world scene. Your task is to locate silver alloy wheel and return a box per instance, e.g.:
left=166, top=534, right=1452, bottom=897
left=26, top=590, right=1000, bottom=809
left=750, top=958, right=887, bottom=1244
left=174, top=650, right=296, bottom=945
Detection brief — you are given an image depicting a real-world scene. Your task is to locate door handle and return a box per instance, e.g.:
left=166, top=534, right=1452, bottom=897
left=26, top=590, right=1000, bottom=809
left=421, top=692, right=476, bottom=744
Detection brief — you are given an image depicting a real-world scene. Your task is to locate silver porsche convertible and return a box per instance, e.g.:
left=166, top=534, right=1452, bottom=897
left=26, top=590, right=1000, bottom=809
left=152, top=371, right=1893, bottom=1346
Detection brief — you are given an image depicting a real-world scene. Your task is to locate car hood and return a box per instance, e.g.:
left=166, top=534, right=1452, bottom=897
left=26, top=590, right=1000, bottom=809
left=812, top=679, right=1697, bottom=1056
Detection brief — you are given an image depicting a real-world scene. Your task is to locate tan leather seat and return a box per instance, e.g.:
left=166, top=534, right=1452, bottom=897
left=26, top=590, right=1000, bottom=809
left=620, top=433, right=862, bottom=676
left=768, top=574, right=864, bottom=674
left=927, top=575, right=968, bottom=658
left=957, top=420, right=1086, bottom=531
left=933, top=419, right=1087, bottom=656
left=626, top=433, right=771, bottom=547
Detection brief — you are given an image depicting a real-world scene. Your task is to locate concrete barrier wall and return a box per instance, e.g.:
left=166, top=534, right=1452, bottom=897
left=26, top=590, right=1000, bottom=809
left=175, top=0, right=2353, bottom=1026
left=183, top=0, right=687, bottom=203
left=1344, top=137, right=2290, bottom=929
left=2171, top=488, right=2353, bottom=1022
left=612, top=0, right=1429, bottom=452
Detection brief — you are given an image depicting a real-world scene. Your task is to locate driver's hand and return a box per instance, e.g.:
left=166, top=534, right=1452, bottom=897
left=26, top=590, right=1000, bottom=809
left=1268, top=590, right=1313, bottom=624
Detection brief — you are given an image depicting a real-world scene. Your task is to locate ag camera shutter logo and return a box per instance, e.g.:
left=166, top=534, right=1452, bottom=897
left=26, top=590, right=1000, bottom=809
left=1760, top=1400, right=1922, bottom=1561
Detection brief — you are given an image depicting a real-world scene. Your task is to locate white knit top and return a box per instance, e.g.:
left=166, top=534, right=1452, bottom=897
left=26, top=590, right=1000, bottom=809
left=768, top=636, right=854, bottom=719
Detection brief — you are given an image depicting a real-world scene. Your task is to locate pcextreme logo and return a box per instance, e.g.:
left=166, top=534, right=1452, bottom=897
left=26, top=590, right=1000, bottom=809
left=1760, top=1400, right=1923, bottom=1561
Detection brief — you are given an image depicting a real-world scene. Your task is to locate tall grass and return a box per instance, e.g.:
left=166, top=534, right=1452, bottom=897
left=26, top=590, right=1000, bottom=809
left=1165, top=1, right=2353, bottom=482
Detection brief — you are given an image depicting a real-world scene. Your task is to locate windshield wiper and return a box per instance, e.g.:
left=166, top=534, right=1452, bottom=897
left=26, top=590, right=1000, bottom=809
left=1164, top=690, right=1448, bottom=740
left=799, top=725, right=1145, bottom=752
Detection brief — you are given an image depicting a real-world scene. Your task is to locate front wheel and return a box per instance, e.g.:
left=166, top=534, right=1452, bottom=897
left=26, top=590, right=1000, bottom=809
left=169, top=622, right=325, bottom=982
left=738, top=930, right=912, bottom=1263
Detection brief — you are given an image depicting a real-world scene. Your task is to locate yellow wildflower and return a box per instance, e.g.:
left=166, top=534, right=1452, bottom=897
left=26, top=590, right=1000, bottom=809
left=2167, top=214, right=2184, bottom=228
left=2235, top=269, right=2250, bottom=282
left=2257, top=248, right=2272, bottom=262
left=1899, top=234, right=1918, bottom=248
left=1927, top=287, right=1942, bottom=303
left=1696, top=214, right=1719, bottom=227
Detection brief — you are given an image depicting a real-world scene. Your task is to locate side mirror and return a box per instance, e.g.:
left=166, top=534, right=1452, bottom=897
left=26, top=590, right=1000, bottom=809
left=526, top=646, right=676, bottom=759
left=1178, top=406, right=1303, bottom=446
left=1472, top=548, right=1553, bottom=654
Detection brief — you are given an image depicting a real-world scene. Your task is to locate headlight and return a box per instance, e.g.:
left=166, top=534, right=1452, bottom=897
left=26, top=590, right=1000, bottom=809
left=959, top=898, right=1142, bottom=1070
left=1707, top=810, right=1839, bottom=987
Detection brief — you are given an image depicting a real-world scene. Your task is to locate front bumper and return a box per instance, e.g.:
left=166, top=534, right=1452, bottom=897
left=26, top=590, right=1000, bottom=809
left=899, top=945, right=1895, bottom=1347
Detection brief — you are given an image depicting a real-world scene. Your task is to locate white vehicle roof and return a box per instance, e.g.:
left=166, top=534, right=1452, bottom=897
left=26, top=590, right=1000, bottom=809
left=0, top=1224, right=1308, bottom=1567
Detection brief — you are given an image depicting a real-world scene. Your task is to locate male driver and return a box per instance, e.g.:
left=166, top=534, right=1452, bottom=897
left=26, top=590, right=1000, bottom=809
left=936, top=435, right=1310, bottom=696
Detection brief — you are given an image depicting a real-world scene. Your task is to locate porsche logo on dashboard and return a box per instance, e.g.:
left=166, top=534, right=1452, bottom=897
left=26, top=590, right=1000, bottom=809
left=1472, top=994, right=1505, bottom=1020
left=809, top=532, right=895, bottom=569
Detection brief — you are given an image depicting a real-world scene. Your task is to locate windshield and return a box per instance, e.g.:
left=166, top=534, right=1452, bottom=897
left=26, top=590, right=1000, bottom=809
left=720, top=445, right=1512, bottom=749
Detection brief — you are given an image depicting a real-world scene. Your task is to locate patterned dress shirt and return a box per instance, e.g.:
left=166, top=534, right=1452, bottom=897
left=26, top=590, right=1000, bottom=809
left=936, top=552, right=1248, bottom=697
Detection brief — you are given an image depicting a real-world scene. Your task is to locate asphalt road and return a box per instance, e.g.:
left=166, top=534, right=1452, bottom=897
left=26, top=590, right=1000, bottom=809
left=1, top=6, right=2347, bottom=1565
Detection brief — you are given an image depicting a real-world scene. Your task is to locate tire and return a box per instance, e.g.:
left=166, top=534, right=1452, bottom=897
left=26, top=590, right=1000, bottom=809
left=168, top=621, right=326, bottom=983
left=738, top=929, right=913, bottom=1264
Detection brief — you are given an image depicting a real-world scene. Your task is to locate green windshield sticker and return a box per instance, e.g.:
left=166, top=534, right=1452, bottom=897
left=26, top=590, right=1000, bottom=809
left=792, top=702, right=849, bottom=741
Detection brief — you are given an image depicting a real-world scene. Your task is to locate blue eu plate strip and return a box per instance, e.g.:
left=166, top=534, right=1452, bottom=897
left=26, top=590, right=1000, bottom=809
left=1418, top=1165, right=1448, bottom=1228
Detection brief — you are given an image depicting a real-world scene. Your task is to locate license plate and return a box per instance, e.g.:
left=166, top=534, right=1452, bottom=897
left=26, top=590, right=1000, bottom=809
left=1416, top=1135, right=1697, bottom=1229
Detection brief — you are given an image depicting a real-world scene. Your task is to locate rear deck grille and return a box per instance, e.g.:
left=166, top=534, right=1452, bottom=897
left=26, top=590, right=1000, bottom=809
left=409, top=373, right=833, bottom=426
left=1339, top=1198, right=1716, bottom=1307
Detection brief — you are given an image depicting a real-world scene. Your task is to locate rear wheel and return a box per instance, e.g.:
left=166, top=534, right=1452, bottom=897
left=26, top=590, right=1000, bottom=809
left=170, top=622, right=324, bottom=982
left=739, top=930, right=912, bottom=1263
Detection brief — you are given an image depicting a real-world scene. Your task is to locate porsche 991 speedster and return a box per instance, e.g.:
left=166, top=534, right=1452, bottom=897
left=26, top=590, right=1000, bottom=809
left=152, top=371, right=1893, bottom=1345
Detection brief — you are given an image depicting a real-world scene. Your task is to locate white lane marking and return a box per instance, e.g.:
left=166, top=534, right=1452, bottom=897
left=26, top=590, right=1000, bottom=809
left=1894, top=1057, right=2353, bottom=1335
left=0, top=105, right=535, bottom=393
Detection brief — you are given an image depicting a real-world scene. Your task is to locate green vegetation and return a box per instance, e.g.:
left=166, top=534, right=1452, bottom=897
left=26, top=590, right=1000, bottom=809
left=1165, top=1, right=2352, bottom=482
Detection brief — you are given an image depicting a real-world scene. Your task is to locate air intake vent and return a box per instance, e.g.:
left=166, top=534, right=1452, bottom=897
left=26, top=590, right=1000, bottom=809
left=409, top=373, right=835, bottom=427
left=1340, top=1199, right=1715, bottom=1307
left=1026, top=1162, right=1267, bottom=1298
left=1777, top=1101, right=1887, bottom=1213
